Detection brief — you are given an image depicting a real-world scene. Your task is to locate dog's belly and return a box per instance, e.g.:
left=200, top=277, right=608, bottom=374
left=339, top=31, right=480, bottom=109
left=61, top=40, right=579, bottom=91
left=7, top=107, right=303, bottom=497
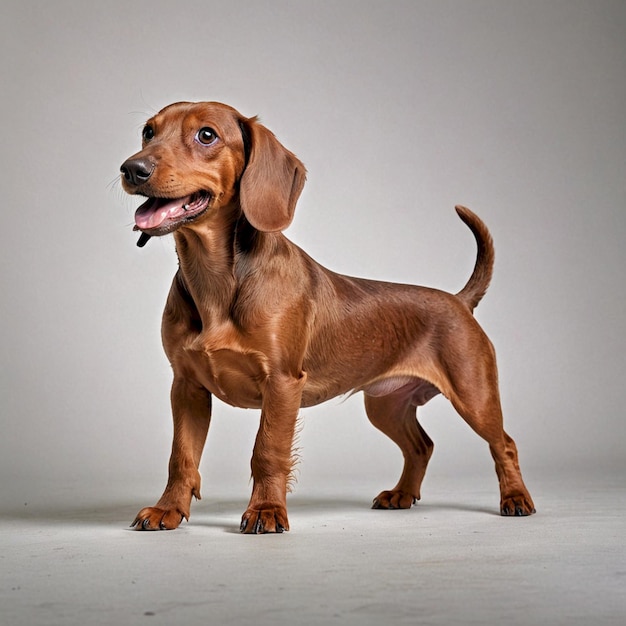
left=178, top=334, right=442, bottom=410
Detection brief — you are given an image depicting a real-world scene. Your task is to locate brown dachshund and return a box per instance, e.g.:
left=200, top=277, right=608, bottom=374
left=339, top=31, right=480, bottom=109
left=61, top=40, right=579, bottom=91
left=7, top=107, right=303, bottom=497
left=120, top=101, right=535, bottom=534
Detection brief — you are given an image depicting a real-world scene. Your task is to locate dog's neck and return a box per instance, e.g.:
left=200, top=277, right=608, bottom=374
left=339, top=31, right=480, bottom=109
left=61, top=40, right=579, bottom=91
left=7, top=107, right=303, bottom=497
left=172, top=203, right=267, bottom=327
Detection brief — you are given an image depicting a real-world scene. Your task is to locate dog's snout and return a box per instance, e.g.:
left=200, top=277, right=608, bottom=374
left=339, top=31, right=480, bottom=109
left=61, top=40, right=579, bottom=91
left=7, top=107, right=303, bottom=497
left=120, top=157, right=154, bottom=187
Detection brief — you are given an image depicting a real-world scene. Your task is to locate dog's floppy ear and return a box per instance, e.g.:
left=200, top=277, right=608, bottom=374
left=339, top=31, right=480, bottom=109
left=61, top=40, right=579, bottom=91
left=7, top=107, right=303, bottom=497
left=239, top=117, right=306, bottom=232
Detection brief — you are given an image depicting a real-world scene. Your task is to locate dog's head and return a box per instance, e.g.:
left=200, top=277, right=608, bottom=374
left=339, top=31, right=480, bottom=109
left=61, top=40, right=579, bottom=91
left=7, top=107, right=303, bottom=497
left=120, top=101, right=306, bottom=245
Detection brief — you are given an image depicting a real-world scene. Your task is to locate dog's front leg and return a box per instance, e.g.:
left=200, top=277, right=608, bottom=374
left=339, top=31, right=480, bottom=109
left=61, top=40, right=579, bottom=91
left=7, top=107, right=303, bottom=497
left=132, top=378, right=211, bottom=530
left=240, top=372, right=306, bottom=534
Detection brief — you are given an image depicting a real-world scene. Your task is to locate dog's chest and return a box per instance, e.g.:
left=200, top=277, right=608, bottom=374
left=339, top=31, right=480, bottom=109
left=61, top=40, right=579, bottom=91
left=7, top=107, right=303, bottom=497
left=181, top=334, right=269, bottom=409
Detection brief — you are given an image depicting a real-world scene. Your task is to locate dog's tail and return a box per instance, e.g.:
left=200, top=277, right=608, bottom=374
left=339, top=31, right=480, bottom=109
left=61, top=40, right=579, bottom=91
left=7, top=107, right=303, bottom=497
left=454, top=205, right=495, bottom=311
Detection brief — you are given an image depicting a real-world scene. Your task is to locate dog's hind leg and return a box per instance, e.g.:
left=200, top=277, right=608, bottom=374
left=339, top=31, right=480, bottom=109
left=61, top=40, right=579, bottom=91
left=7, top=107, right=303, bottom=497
left=442, top=333, right=536, bottom=516
left=365, top=386, right=436, bottom=509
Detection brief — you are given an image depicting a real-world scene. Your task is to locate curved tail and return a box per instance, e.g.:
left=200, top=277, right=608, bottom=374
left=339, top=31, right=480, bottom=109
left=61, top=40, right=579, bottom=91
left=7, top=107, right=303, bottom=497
left=454, top=205, right=495, bottom=311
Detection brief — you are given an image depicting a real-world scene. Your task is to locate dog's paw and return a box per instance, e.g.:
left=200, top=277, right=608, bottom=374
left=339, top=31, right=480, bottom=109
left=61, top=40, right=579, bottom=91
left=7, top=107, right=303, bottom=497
left=240, top=505, right=289, bottom=534
left=130, top=506, right=185, bottom=530
left=372, top=490, right=417, bottom=510
left=500, top=495, right=536, bottom=517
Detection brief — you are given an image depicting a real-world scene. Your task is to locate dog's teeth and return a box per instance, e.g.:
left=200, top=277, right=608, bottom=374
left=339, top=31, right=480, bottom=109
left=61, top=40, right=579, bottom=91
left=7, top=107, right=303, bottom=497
left=183, top=204, right=190, bottom=211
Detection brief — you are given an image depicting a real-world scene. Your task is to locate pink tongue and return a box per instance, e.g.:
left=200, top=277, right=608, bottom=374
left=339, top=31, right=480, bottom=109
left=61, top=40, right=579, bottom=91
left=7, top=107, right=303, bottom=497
left=135, top=196, right=192, bottom=230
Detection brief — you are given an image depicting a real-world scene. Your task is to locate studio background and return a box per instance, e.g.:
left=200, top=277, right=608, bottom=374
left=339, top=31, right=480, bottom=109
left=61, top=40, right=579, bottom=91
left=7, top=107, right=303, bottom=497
left=2, top=2, right=626, bottom=625
left=1, top=0, right=624, bottom=515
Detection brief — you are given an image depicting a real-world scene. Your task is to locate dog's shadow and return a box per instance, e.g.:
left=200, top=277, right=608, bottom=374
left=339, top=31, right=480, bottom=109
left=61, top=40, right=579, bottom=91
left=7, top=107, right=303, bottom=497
left=1, top=493, right=498, bottom=534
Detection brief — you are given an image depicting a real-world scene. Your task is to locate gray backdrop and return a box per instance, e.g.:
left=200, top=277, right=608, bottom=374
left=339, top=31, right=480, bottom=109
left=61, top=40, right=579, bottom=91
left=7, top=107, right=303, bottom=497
left=1, top=0, right=624, bottom=506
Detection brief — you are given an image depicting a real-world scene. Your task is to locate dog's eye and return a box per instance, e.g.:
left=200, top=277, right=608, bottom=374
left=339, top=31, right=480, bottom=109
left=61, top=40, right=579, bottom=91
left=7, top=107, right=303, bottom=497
left=142, top=125, right=155, bottom=142
left=196, top=127, right=218, bottom=145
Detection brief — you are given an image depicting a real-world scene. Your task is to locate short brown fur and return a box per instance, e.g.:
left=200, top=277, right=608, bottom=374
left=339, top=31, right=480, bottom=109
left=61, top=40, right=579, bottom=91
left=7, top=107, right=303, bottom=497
left=120, top=101, right=535, bottom=533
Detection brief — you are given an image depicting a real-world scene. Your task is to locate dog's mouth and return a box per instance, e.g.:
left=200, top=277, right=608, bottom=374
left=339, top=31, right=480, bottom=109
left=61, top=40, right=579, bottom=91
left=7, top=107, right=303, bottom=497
left=133, top=191, right=212, bottom=237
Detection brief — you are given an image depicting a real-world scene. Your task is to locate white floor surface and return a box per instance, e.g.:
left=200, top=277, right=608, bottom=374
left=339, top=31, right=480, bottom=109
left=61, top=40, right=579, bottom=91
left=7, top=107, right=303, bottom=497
left=1, top=472, right=624, bottom=626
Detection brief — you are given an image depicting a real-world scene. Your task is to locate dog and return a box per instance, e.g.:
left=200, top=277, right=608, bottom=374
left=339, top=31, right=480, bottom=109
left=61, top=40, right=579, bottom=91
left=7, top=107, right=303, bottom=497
left=120, top=101, right=535, bottom=533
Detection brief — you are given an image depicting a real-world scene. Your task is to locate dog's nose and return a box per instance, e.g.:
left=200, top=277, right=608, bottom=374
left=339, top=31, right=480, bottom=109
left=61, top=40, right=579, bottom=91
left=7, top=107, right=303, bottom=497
left=120, top=157, right=154, bottom=186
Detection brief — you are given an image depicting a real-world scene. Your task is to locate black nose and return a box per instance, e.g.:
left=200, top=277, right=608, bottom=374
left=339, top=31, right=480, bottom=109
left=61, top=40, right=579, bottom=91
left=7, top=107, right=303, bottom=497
left=120, top=157, right=154, bottom=186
